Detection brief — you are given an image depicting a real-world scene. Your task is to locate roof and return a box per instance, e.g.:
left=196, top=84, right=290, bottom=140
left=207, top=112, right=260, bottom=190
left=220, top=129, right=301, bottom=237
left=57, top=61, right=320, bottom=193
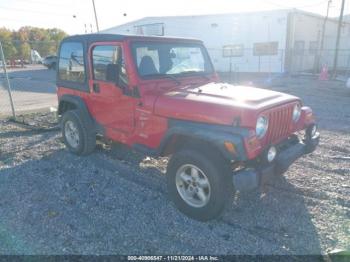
left=62, top=33, right=202, bottom=44
left=102, top=9, right=291, bottom=31
left=62, top=33, right=126, bottom=43
left=102, top=8, right=350, bottom=32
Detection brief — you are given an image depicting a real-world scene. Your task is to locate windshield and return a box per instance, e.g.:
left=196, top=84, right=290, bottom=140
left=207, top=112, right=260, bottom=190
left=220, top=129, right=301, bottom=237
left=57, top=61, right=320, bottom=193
left=131, top=42, right=213, bottom=78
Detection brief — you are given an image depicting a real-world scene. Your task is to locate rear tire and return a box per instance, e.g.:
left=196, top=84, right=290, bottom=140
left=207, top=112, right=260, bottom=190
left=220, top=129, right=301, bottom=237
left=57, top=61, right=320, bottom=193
left=167, top=148, right=232, bottom=221
left=61, top=110, right=96, bottom=155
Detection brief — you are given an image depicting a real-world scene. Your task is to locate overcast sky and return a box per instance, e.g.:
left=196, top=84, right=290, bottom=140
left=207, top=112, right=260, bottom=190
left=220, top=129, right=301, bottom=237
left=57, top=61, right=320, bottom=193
left=1, top=0, right=349, bottom=35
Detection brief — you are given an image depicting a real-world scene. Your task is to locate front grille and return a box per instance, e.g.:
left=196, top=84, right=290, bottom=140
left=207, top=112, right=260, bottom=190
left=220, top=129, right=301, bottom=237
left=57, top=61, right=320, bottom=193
left=264, top=104, right=294, bottom=145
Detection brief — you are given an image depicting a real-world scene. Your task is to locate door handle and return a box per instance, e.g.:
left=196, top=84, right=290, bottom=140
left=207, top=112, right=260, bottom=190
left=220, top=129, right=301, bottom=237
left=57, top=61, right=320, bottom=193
left=93, top=83, right=100, bottom=93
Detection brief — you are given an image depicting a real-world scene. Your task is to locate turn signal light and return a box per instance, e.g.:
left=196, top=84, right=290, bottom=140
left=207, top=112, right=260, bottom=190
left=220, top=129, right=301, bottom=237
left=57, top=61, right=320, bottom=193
left=224, top=141, right=237, bottom=155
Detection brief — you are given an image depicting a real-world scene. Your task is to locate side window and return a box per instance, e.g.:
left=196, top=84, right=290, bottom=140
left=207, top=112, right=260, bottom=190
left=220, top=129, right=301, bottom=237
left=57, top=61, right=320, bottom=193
left=92, top=45, right=129, bottom=85
left=58, top=42, right=85, bottom=83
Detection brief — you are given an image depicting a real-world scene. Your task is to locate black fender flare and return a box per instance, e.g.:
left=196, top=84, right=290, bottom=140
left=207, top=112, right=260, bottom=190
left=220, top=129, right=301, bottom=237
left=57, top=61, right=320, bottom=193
left=158, top=119, right=249, bottom=161
left=58, top=95, right=90, bottom=116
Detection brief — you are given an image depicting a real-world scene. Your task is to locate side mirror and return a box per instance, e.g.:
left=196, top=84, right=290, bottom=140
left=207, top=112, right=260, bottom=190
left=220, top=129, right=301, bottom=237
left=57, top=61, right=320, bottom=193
left=106, top=63, right=120, bottom=84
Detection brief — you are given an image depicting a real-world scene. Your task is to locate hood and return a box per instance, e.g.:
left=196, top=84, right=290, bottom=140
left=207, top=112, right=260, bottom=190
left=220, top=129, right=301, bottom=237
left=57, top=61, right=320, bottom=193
left=154, top=82, right=299, bottom=126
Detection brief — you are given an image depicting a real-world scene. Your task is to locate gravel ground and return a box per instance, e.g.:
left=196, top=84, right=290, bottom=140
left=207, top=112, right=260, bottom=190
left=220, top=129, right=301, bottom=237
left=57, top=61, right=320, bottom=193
left=0, top=77, right=349, bottom=255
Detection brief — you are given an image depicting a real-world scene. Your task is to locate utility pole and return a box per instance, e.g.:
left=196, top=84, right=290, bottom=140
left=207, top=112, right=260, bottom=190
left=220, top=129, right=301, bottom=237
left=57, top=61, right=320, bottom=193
left=92, top=0, right=100, bottom=32
left=316, top=0, right=332, bottom=72
left=332, top=0, right=346, bottom=77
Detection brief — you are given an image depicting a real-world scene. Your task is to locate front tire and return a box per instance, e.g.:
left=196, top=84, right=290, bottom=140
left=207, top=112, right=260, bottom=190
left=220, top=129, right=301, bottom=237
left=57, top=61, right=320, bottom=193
left=167, top=149, right=232, bottom=221
left=61, top=110, right=96, bottom=155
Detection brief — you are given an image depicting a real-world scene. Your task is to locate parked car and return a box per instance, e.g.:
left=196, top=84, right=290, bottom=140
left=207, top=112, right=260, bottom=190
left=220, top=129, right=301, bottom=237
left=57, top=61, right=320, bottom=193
left=42, top=55, right=57, bottom=69
left=56, top=34, right=320, bottom=221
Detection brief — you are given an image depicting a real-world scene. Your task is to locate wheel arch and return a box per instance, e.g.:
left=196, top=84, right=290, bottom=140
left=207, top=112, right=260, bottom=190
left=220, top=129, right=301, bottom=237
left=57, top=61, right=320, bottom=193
left=158, top=120, right=248, bottom=162
left=58, top=95, right=90, bottom=117
left=57, top=94, right=102, bottom=134
left=160, top=134, right=222, bottom=158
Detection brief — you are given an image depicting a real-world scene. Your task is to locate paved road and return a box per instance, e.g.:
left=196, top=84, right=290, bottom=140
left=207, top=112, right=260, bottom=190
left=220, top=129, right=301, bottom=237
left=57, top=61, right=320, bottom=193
left=0, top=65, right=57, bottom=117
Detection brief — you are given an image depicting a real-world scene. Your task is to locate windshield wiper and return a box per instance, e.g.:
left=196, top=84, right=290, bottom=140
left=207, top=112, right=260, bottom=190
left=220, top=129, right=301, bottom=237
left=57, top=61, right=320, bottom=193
left=177, top=71, right=211, bottom=81
left=143, top=74, right=181, bottom=85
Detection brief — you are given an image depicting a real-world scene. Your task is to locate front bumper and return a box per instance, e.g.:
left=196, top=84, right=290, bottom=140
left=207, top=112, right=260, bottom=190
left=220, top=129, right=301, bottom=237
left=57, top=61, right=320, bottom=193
left=233, top=127, right=320, bottom=192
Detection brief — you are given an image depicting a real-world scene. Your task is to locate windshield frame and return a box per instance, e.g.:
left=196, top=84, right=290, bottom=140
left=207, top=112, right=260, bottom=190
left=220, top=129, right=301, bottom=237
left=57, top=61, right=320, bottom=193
left=130, top=40, right=214, bottom=80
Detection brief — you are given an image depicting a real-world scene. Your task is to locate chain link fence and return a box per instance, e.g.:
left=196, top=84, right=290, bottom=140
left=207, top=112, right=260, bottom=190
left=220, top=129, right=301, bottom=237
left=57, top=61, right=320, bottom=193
left=288, top=49, right=350, bottom=75
left=0, top=40, right=58, bottom=129
left=0, top=41, right=16, bottom=119
left=207, top=47, right=350, bottom=75
left=207, top=48, right=286, bottom=74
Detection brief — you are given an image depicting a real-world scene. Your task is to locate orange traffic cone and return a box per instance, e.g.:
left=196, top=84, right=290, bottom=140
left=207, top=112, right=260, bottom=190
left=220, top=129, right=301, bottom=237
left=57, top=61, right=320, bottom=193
left=319, top=64, right=329, bottom=81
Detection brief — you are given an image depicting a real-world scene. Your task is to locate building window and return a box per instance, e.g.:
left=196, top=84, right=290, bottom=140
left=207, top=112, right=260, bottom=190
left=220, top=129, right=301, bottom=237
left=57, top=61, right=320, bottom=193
left=222, top=44, right=244, bottom=57
left=309, top=41, right=318, bottom=55
left=58, top=42, right=85, bottom=83
left=253, top=42, right=279, bottom=56
left=134, top=23, right=164, bottom=36
left=294, top=41, right=305, bottom=55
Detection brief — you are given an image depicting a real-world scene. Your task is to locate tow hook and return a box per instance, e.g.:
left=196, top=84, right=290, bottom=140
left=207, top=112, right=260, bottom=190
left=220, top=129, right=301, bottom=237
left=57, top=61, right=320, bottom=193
left=304, top=124, right=320, bottom=153
left=232, top=169, right=259, bottom=192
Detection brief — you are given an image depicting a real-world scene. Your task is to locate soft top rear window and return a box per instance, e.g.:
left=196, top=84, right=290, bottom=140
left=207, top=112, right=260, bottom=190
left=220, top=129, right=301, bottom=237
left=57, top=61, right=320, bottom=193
left=58, top=42, right=85, bottom=83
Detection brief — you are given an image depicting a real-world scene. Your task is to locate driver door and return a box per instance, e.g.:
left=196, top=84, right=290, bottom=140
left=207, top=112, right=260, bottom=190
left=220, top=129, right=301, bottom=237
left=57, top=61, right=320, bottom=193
left=88, top=42, right=135, bottom=134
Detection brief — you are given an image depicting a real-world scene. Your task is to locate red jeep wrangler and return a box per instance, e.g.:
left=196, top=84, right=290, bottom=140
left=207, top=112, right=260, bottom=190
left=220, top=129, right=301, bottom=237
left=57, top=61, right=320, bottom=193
left=57, top=34, right=319, bottom=221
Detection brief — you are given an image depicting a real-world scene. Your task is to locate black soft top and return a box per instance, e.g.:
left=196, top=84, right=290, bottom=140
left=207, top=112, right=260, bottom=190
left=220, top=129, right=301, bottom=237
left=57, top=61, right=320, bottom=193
left=61, top=33, right=202, bottom=45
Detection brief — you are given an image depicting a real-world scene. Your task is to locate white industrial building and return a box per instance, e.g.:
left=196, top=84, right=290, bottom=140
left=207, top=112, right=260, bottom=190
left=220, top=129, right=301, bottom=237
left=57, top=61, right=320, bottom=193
left=103, top=9, right=350, bottom=73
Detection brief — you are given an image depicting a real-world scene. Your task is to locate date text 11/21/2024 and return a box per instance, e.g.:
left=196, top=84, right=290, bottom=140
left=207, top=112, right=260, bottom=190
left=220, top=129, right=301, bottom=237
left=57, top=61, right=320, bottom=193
left=127, top=255, right=219, bottom=261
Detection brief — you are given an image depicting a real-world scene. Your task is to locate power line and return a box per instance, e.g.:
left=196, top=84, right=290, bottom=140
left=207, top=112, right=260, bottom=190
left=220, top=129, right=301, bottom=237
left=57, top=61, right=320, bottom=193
left=12, top=0, right=92, bottom=11
left=11, top=40, right=58, bottom=43
left=266, top=0, right=329, bottom=9
left=0, top=5, right=73, bottom=17
left=0, top=16, right=70, bottom=24
left=298, top=0, right=329, bottom=8
left=10, top=0, right=70, bottom=8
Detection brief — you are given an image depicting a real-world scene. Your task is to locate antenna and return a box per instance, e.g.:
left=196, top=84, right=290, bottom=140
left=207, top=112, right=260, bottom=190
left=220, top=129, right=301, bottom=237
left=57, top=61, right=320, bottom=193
left=92, top=0, right=100, bottom=32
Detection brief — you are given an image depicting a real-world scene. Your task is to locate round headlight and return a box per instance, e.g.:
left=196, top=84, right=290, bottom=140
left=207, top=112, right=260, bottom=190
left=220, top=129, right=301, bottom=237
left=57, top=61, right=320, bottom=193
left=292, top=104, right=301, bottom=122
left=256, top=116, right=268, bottom=139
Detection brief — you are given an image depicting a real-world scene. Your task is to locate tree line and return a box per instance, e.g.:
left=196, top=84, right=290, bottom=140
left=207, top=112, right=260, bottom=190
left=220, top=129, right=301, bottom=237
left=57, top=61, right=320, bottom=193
left=0, top=26, right=68, bottom=61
